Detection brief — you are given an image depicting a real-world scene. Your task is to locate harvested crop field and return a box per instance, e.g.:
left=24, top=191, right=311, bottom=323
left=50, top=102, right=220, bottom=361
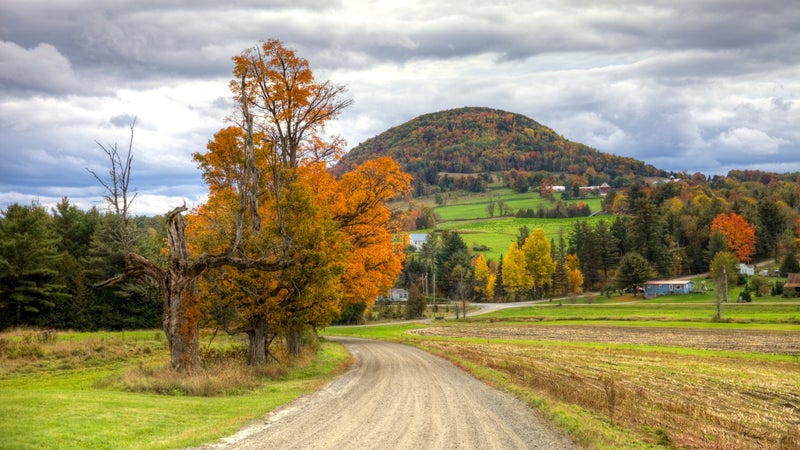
left=411, top=324, right=800, bottom=355
left=410, top=324, right=800, bottom=448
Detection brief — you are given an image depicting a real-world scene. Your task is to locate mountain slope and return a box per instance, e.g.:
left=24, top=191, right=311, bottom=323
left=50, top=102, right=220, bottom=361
left=337, top=106, right=665, bottom=183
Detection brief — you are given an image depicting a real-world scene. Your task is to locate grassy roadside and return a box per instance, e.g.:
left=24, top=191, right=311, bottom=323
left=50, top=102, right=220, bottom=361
left=323, top=301, right=800, bottom=449
left=0, top=330, right=350, bottom=450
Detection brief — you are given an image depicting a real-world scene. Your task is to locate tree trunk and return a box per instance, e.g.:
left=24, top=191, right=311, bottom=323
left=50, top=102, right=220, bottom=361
left=285, top=325, right=304, bottom=356
left=247, top=324, right=267, bottom=366
left=101, top=204, right=289, bottom=374
left=163, top=275, right=200, bottom=373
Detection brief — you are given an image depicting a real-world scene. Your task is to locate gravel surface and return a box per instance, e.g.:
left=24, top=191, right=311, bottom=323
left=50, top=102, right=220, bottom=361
left=195, top=336, right=576, bottom=450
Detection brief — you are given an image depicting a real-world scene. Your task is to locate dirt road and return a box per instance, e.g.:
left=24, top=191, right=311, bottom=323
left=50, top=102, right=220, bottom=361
left=199, top=336, right=575, bottom=449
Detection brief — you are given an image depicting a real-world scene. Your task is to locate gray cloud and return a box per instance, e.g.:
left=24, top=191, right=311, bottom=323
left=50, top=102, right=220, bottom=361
left=0, top=0, right=799, bottom=214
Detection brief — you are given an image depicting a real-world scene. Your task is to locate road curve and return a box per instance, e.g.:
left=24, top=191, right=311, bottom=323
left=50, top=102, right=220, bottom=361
left=198, top=336, right=575, bottom=450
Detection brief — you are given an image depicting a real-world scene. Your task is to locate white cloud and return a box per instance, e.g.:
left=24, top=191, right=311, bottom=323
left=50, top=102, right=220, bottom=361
left=0, top=41, right=84, bottom=94
left=713, top=128, right=788, bottom=156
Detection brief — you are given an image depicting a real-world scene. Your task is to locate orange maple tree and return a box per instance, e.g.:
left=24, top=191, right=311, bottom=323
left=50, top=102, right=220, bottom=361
left=710, top=212, right=756, bottom=262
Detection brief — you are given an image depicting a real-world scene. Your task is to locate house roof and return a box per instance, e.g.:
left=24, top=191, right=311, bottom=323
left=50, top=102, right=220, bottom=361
left=645, top=280, right=694, bottom=286
left=785, top=273, right=800, bottom=288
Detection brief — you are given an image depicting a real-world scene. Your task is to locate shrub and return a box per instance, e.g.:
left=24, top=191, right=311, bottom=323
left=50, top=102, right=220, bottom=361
left=199, top=344, right=248, bottom=366
left=5, top=341, right=44, bottom=359
left=772, top=280, right=784, bottom=296
left=749, top=276, right=771, bottom=297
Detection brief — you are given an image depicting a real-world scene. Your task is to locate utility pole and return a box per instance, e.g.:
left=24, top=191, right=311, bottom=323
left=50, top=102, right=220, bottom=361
left=433, top=269, right=437, bottom=313
left=716, top=266, right=727, bottom=320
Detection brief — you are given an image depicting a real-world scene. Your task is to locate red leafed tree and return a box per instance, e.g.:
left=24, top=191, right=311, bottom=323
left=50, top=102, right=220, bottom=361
left=710, top=212, right=756, bottom=262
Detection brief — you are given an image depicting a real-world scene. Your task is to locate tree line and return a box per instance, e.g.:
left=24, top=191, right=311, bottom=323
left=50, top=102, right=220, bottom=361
left=391, top=173, right=800, bottom=306
left=0, top=199, right=163, bottom=331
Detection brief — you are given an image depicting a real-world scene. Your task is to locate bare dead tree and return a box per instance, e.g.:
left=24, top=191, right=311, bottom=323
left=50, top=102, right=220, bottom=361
left=91, top=121, right=295, bottom=373
left=98, top=204, right=294, bottom=372
left=87, top=119, right=138, bottom=222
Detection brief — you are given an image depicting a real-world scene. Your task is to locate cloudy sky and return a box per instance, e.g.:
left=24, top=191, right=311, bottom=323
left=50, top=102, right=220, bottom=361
left=2, top=0, right=799, bottom=215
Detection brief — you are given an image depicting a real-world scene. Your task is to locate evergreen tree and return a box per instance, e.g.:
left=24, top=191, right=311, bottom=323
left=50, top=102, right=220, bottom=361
left=594, top=220, right=619, bottom=282
left=779, top=252, right=800, bottom=277
left=494, top=255, right=505, bottom=301
left=516, top=225, right=530, bottom=247
left=46, top=198, right=101, bottom=329
left=616, top=252, right=653, bottom=295
left=84, top=214, right=161, bottom=330
left=404, top=282, right=427, bottom=319
left=551, top=233, right=568, bottom=296
left=569, top=221, right=598, bottom=288
left=707, top=229, right=729, bottom=263
left=0, top=203, right=67, bottom=328
left=758, top=199, right=786, bottom=260
left=52, top=198, right=100, bottom=259
left=436, top=231, right=472, bottom=297
left=628, top=199, right=672, bottom=277
left=610, top=215, right=629, bottom=256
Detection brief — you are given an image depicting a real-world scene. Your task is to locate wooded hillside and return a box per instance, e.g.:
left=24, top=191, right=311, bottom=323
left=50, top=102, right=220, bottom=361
left=336, top=106, right=666, bottom=192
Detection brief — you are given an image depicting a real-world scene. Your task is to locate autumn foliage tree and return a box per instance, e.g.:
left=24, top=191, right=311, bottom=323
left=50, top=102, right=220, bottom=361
left=98, top=39, right=372, bottom=372
left=521, top=228, right=555, bottom=298
left=710, top=212, right=756, bottom=262
left=188, top=39, right=409, bottom=364
left=501, top=242, right=531, bottom=301
left=565, top=254, right=584, bottom=294
left=472, top=253, right=492, bottom=301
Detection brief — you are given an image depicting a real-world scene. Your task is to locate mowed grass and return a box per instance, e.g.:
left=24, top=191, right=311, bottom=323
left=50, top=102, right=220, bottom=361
left=425, top=215, right=610, bottom=261
left=433, top=188, right=603, bottom=221
left=407, top=187, right=606, bottom=260
left=0, top=330, right=349, bottom=450
left=324, top=299, right=800, bottom=449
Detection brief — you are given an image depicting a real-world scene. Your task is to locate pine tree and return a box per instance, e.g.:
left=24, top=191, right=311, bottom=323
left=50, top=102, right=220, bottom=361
left=0, top=203, right=67, bottom=328
left=779, top=252, right=800, bottom=277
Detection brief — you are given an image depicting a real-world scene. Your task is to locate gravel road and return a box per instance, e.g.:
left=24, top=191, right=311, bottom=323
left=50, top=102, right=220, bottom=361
left=198, top=336, right=575, bottom=449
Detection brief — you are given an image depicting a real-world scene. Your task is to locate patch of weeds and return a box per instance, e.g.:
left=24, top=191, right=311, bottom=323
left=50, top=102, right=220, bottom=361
left=4, top=340, right=44, bottom=359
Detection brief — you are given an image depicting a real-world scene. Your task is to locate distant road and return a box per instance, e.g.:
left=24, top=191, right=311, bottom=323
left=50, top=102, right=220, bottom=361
left=198, top=336, right=575, bottom=449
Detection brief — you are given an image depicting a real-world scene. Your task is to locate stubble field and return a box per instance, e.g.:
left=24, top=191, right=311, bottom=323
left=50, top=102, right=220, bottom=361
left=409, top=323, right=800, bottom=449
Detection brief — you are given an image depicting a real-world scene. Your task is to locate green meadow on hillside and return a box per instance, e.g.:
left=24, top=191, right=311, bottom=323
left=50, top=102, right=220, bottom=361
left=412, top=187, right=607, bottom=261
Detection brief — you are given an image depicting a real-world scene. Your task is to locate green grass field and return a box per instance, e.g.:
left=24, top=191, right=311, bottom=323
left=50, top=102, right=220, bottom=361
left=0, top=331, right=349, bottom=450
left=433, top=188, right=603, bottom=220
left=413, top=187, right=608, bottom=260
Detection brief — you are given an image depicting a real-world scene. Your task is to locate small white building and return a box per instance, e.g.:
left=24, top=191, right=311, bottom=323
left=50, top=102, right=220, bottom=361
left=376, top=288, right=409, bottom=304
left=738, top=263, right=754, bottom=276
left=409, top=233, right=427, bottom=252
left=389, top=288, right=409, bottom=302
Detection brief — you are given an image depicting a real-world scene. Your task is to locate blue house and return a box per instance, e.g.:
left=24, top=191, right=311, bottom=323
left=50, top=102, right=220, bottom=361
left=644, top=280, right=695, bottom=299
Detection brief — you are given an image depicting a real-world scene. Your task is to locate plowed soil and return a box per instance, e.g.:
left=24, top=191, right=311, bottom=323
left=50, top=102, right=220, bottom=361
left=411, top=324, right=800, bottom=355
